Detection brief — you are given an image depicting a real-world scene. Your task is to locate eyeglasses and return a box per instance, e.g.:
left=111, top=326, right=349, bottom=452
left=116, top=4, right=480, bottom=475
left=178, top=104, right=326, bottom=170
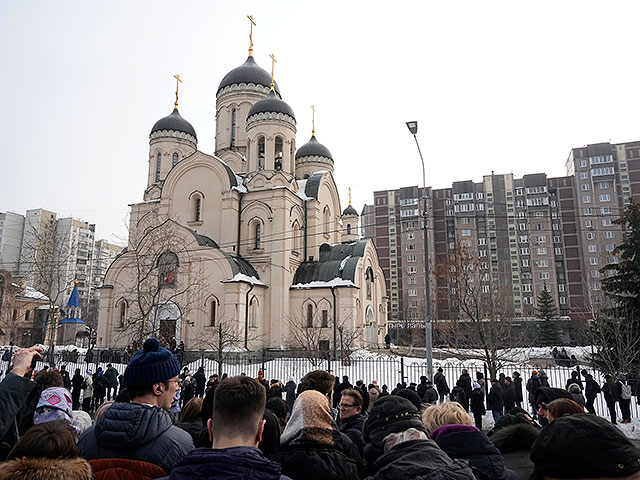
left=339, top=403, right=358, bottom=409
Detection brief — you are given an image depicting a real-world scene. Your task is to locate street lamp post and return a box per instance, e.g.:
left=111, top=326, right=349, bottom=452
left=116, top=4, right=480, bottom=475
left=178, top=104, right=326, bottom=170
left=406, top=121, right=433, bottom=379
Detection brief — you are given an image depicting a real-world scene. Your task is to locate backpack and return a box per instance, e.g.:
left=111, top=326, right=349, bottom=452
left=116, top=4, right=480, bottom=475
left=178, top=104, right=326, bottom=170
left=620, top=383, right=632, bottom=400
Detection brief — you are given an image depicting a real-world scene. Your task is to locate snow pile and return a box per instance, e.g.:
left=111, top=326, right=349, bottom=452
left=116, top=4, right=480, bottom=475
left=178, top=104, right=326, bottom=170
left=222, top=273, right=267, bottom=286
left=290, top=278, right=356, bottom=289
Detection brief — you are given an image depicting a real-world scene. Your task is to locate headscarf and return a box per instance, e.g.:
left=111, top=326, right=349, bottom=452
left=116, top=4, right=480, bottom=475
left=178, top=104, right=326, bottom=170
left=280, top=390, right=338, bottom=447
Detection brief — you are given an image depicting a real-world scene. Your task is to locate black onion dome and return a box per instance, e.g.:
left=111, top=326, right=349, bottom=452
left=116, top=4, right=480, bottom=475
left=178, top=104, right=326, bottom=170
left=295, top=135, right=333, bottom=160
left=218, top=56, right=280, bottom=95
left=150, top=109, right=197, bottom=140
left=343, top=205, right=358, bottom=216
left=247, top=90, right=295, bottom=120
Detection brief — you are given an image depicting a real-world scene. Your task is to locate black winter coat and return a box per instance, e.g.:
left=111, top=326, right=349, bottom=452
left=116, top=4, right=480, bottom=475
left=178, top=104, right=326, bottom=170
left=487, top=384, right=504, bottom=411
left=432, top=426, right=519, bottom=480
left=503, top=384, right=517, bottom=410
left=584, top=375, right=601, bottom=400
left=193, top=370, right=206, bottom=394
left=175, top=416, right=205, bottom=445
left=339, top=413, right=365, bottom=455
left=164, top=446, right=292, bottom=480
left=512, top=377, right=523, bottom=403
left=78, top=402, right=194, bottom=472
left=471, top=389, right=486, bottom=415
left=425, top=386, right=439, bottom=404
left=434, top=372, right=450, bottom=395
left=274, top=434, right=360, bottom=480
left=459, top=373, right=473, bottom=398
left=365, top=439, right=475, bottom=480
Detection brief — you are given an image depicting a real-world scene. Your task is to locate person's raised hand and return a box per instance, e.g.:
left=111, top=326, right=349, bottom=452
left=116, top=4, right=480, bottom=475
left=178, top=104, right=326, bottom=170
left=12, top=345, right=44, bottom=377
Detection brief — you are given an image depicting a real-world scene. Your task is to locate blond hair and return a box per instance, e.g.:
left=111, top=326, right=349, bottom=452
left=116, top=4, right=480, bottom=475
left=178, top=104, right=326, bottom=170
left=421, top=401, right=472, bottom=434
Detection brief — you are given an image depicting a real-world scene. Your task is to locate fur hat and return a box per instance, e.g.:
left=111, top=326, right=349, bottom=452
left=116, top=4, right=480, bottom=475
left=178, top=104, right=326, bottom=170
left=394, top=388, right=422, bottom=410
left=531, top=414, right=640, bottom=479
left=0, top=457, right=92, bottom=480
left=123, top=338, right=180, bottom=387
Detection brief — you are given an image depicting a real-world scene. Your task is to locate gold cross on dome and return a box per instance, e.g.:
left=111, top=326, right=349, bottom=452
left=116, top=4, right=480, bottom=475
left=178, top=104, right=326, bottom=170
left=269, top=53, right=277, bottom=90
left=311, top=105, right=316, bottom=136
left=349, top=187, right=352, bottom=206
left=248, top=15, right=256, bottom=56
left=173, top=74, right=182, bottom=109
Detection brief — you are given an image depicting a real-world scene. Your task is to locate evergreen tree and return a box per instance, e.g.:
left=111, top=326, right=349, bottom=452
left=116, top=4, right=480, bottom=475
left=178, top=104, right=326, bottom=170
left=601, top=200, right=640, bottom=324
left=536, top=285, right=559, bottom=346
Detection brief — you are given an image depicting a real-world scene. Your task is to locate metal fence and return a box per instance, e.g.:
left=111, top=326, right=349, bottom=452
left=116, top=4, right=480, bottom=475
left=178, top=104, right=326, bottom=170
left=12, top=350, right=639, bottom=420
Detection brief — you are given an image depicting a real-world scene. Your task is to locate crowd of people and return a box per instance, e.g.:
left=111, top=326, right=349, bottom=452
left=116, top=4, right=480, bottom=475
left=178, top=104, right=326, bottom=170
left=1, top=341, right=639, bottom=480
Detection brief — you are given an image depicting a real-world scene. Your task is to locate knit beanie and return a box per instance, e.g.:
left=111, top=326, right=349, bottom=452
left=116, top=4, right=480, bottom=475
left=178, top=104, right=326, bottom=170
left=531, top=414, right=640, bottom=479
left=123, top=338, right=180, bottom=387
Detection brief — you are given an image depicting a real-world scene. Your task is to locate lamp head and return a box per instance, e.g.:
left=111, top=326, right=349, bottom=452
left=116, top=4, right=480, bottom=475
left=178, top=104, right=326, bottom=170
left=406, top=121, right=418, bottom=135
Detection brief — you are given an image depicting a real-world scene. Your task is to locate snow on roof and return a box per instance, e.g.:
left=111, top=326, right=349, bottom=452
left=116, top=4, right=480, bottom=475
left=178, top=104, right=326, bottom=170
left=20, top=286, right=49, bottom=301
left=222, top=273, right=267, bottom=287
left=290, top=278, right=357, bottom=290
left=339, top=255, right=352, bottom=272
left=296, top=179, right=312, bottom=201
left=232, top=173, right=247, bottom=193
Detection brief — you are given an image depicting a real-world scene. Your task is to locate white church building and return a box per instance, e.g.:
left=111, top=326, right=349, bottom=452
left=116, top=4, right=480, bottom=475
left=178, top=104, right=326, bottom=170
left=97, top=41, right=387, bottom=352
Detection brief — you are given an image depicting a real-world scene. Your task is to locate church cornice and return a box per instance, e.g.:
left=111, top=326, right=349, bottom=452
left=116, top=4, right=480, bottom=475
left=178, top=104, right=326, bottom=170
left=295, top=155, right=334, bottom=167
left=246, top=111, right=296, bottom=128
left=217, top=83, right=272, bottom=97
left=150, top=130, right=197, bottom=144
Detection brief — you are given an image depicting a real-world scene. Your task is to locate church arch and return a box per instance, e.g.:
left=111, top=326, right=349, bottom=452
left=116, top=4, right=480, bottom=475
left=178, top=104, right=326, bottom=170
left=188, top=190, right=205, bottom=222
left=249, top=295, right=259, bottom=328
left=274, top=136, right=283, bottom=171
left=303, top=299, right=317, bottom=328
left=257, top=136, right=265, bottom=170
left=247, top=216, right=265, bottom=250
left=323, top=205, right=331, bottom=237
left=157, top=251, right=179, bottom=288
left=172, top=152, right=179, bottom=168
left=116, top=297, right=128, bottom=328
left=205, top=294, right=219, bottom=327
left=155, top=152, right=162, bottom=182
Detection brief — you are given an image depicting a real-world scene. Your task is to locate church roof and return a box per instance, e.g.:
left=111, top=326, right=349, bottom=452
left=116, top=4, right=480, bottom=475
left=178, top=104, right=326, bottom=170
left=342, top=205, right=358, bottom=216
left=187, top=229, right=260, bottom=279
left=291, top=240, right=369, bottom=286
left=150, top=109, right=197, bottom=140
left=67, top=285, right=81, bottom=308
left=295, top=135, right=333, bottom=160
left=217, top=56, right=280, bottom=95
left=247, top=90, right=295, bottom=120
left=303, top=172, right=327, bottom=200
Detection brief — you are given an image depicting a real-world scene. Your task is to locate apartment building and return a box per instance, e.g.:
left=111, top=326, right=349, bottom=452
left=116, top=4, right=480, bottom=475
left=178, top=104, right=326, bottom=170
left=363, top=140, right=640, bottom=327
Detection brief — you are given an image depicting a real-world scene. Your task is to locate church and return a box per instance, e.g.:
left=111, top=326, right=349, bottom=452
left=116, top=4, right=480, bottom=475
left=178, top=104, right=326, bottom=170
left=97, top=30, right=387, bottom=353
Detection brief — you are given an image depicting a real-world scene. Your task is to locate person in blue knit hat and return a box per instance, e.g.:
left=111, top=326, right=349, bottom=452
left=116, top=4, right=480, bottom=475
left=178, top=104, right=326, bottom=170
left=78, top=338, right=194, bottom=474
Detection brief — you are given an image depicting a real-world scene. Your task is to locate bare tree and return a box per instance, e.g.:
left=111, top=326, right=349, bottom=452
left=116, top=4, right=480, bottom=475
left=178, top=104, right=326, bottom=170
left=192, top=318, right=245, bottom=376
left=112, top=218, right=208, bottom=349
left=433, top=239, right=525, bottom=379
left=285, top=312, right=327, bottom=366
left=587, top=314, right=640, bottom=375
left=20, top=219, right=76, bottom=358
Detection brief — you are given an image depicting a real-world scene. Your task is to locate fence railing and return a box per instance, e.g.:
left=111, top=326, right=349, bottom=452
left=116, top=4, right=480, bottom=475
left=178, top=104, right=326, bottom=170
left=10, top=349, right=638, bottom=420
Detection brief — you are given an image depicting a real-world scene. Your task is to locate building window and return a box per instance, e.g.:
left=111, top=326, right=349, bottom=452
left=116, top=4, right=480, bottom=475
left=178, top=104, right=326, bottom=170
left=194, top=198, right=201, bottom=222
left=155, top=152, right=162, bottom=181
left=540, top=272, right=550, bottom=280
left=258, top=136, right=265, bottom=170
left=589, top=257, right=598, bottom=266
left=231, top=109, right=237, bottom=147
left=172, top=152, right=179, bottom=167
left=306, top=304, right=313, bottom=327
left=588, top=245, right=597, bottom=253
left=321, top=309, right=328, bottom=328
left=274, top=136, right=283, bottom=171
left=600, top=194, right=611, bottom=202
left=346, top=224, right=351, bottom=235
left=581, top=184, right=590, bottom=191
left=209, top=299, right=217, bottom=326
left=118, top=301, right=126, bottom=327
left=254, top=223, right=262, bottom=249
left=461, top=229, right=471, bottom=236
left=408, top=289, right=417, bottom=296
left=407, top=255, right=416, bottom=262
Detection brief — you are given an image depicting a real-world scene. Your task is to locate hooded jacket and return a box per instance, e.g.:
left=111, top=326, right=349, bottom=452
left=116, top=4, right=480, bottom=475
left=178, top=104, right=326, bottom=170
left=162, top=446, right=291, bottom=480
left=365, top=438, right=475, bottom=480
left=430, top=424, right=518, bottom=480
left=78, top=402, right=194, bottom=472
left=0, top=457, right=92, bottom=480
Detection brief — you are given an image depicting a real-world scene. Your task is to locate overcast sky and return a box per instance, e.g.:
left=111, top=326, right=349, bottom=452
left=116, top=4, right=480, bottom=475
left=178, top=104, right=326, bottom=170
left=1, top=1, right=638, bottom=244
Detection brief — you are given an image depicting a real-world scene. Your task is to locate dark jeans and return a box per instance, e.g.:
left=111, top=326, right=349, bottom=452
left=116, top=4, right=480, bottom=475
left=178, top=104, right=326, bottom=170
left=473, top=412, right=483, bottom=430
left=620, top=399, right=631, bottom=422
left=72, top=390, right=82, bottom=411
left=107, top=386, right=118, bottom=401
left=585, top=397, right=596, bottom=415
left=82, top=397, right=92, bottom=414
left=492, top=410, right=503, bottom=422
left=606, top=400, right=617, bottom=424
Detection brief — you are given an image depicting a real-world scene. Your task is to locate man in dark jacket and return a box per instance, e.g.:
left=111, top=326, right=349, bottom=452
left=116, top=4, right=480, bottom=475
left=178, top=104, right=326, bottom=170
left=59, top=365, right=72, bottom=390
left=512, top=371, right=523, bottom=408
left=193, top=366, right=206, bottom=397
left=355, top=380, right=370, bottom=412
left=487, top=379, right=505, bottom=423
left=71, top=367, right=84, bottom=411
left=338, top=389, right=366, bottom=455
left=502, top=377, right=517, bottom=414
left=470, top=382, right=486, bottom=430
left=458, top=369, right=473, bottom=407
left=416, top=375, right=429, bottom=400
left=79, top=338, right=194, bottom=473
left=434, top=367, right=450, bottom=403
left=424, top=380, right=439, bottom=404
left=284, top=377, right=296, bottom=412
left=334, top=375, right=352, bottom=408
left=526, top=370, right=542, bottom=418
left=581, top=370, right=600, bottom=415
left=165, top=375, right=291, bottom=480
left=103, top=363, right=119, bottom=400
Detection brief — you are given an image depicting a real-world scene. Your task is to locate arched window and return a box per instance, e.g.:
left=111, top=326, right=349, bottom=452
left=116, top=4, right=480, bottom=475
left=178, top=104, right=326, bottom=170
left=292, top=220, right=302, bottom=254
left=209, top=298, right=217, bottom=327
left=323, top=206, right=331, bottom=236
left=155, top=152, right=162, bottom=181
left=12, top=309, right=17, bottom=322
left=258, top=136, right=265, bottom=170
left=195, top=197, right=201, bottom=222
left=254, top=223, right=261, bottom=249
left=366, top=267, right=374, bottom=300
left=172, top=152, right=179, bottom=167
left=249, top=296, right=258, bottom=328
left=119, top=301, right=126, bottom=328
left=158, top=252, right=179, bottom=287
left=346, top=224, right=352, bottom=235
left=0, top=275, right=4, bottom=312
left=231, top=109, right=237, bottom=147
left=306, top=303, right=313, bottom=328
left=274, top=136, right=283, bottom=171
left=25, top=310, right=30, bottom=322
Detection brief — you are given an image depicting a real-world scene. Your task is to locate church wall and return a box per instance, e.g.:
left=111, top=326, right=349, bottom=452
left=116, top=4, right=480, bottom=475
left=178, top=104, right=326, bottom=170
left=147, top=137, right=197, bottom=190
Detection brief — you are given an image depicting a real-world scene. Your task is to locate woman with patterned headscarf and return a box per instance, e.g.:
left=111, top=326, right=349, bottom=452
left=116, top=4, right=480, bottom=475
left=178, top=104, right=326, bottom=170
left=274, top=390, right=361, bottom=480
